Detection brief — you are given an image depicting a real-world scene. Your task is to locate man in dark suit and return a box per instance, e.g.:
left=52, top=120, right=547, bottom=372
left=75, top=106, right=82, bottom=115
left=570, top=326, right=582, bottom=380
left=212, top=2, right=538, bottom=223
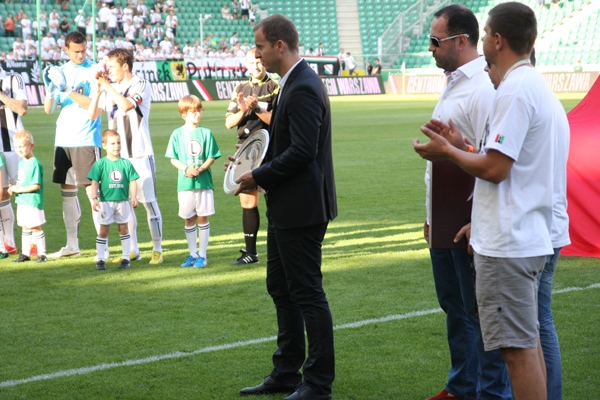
left=235, top=13, right=337, bottom=400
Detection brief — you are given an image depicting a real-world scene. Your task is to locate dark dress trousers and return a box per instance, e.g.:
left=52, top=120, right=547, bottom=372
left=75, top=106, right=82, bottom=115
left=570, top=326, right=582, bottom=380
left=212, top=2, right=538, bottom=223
left=253, top=59, right=337, bottom=395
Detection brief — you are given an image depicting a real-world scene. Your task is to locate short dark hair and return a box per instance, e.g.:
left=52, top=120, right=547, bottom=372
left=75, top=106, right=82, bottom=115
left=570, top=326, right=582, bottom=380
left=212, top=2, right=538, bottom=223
left=107, top=48, right=134, bottom=71
left=488, top=2, right=537, bottom=56
left=253, top=14, right=299, bottom=53
left=65, top=31, right=86, bottom=48
left=434, top=4, right=479, bottom=46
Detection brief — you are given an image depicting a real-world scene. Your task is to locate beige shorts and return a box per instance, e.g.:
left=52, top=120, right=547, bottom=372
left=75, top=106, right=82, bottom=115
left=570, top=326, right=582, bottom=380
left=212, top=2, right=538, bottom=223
left=178, top=189, right=215, bottom=219
left=474, top=252, right=545, bottom=351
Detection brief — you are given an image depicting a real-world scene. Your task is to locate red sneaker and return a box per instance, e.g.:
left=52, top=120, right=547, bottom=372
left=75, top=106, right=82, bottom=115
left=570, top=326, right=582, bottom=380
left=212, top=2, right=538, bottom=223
left=425, top=389, right=461, bottom=400
left=30, top=244, right=38, bottom=257
left=5, top=242, right=18, bottom=255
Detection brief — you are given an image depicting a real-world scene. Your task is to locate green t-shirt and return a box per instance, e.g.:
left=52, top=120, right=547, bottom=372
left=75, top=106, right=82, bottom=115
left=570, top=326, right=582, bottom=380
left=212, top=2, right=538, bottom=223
left=0, top=153, right=5, bottom=168
left=87, top=157, right=140, bottom=202
left=165, top=125, right=221, bottom=192
left=15, top=156, right=44, bottom=210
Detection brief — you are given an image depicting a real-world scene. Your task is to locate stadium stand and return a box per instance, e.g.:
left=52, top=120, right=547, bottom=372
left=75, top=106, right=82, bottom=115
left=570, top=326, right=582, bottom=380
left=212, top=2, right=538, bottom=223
left=1, top=0, right=598, bottom=69
left=262, top=0, right=339, bottom=55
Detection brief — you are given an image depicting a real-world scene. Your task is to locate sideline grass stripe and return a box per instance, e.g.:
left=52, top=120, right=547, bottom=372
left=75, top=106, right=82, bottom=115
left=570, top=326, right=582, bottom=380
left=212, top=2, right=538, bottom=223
left=1, top=283, right=598, bottom=389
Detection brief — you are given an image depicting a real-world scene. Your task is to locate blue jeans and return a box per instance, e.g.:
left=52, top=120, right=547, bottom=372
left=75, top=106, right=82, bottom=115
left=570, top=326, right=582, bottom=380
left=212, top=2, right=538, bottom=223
left=430, top=249, right=512, bottom=400
left=537, top=248, right=562, bottom=400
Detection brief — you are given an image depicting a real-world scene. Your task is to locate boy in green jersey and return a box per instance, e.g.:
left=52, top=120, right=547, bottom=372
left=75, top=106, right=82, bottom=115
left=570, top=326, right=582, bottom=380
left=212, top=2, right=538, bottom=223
left=7, top=130, right=47, bottom=263
left=88, top=129, right=140, bottom=271
left=165, top=95, right=221, bottom=268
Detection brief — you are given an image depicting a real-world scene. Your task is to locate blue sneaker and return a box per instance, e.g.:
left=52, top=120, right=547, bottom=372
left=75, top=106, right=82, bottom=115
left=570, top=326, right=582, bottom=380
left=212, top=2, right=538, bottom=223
left=180, top=254, right=197, bottom=268
left=193, top=256, right=207, bottom=268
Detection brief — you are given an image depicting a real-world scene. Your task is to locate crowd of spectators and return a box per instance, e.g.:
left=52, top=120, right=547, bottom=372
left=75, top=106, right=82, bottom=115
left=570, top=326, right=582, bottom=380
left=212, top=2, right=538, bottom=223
left=0, top=0, right=261, bottom=62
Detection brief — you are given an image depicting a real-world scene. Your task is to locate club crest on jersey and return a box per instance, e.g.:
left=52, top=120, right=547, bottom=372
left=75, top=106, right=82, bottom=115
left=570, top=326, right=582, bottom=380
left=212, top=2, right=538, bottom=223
left=494, top=134, right=505, bottom=144
left=130, top=93, right=143, bottom=106
left=186, top=140, right=203, bottom=158
left=110, top=169, right=123, bottom=182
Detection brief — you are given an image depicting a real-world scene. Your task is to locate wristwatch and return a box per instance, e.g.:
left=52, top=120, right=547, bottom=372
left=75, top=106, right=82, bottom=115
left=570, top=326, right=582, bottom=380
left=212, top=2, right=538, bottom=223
left=254, top=106, right=261, bottom=114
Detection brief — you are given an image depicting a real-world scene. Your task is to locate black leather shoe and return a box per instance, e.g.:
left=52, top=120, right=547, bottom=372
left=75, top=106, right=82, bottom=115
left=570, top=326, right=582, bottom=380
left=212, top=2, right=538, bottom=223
left=283, top=382, right=332, bottom=400
left=240, top=376, right=299, bottom=396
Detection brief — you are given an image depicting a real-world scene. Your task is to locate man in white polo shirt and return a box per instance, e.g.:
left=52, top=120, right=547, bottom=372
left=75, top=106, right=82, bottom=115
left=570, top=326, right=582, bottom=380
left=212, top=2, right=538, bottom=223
left=414, top=3, right=569, bottom=399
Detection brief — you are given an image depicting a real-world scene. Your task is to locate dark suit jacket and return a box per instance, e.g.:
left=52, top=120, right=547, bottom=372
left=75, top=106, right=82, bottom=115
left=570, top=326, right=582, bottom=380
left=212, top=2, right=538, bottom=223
left=253, top=60, right=337, bottom=229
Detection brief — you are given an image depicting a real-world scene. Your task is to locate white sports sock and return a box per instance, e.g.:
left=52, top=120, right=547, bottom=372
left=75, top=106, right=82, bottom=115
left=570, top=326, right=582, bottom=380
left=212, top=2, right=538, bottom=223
left=62, top=189, right=81, bottom=250
left=96, top=237, right=108, bottom=261
left=128, top=204, right=140, bottom=254
left=33, top=231, right=46, bottom=256
left=185, top=225, right=197, bottom=256
left=0, top=225, right=6, bottom=253
left=120, top=233, right=131, bottom=260
left=198, top=222, right=210, bottom=259
left=143, top=201, right=162, bottom=252
left=0, top=199, right=16, bottom=248
left=22, top=230, right=33, bottom=257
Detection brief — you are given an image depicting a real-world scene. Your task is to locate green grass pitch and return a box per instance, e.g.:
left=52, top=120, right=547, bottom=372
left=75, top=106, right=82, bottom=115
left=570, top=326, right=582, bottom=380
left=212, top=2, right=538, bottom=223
left=0, top=94, right=598, bottom=399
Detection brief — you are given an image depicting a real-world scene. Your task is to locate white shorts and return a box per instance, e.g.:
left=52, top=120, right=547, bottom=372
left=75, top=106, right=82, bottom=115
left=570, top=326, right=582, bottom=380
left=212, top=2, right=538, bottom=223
left=178, top=189, right=215, bottom=219
left=1, top=152, right=20, bottom=187
left=129, top=156, right=157, bottom=203
left=17, top=205, right=46, bottom=227
left=98, top=201, right=132, bottom=225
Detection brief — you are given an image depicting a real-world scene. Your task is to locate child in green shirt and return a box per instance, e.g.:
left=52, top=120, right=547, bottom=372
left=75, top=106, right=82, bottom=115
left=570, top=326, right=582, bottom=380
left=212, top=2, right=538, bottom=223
left=165, top=95, right=221, bottom=268
left=7, top=130, right=47, bottom=263
left=88, top=129, right=140, bottom=270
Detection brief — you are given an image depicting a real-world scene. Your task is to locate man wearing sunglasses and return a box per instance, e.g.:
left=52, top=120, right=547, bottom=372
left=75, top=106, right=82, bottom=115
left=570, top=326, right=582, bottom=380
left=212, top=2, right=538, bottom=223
left=416, top=3, right=569, bottom=399
left=421, top=5, right=511, bottom=400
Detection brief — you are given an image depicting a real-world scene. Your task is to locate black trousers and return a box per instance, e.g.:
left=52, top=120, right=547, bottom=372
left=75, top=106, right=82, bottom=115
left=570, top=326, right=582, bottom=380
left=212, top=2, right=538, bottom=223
left=266, top=219, right=334, bottom=395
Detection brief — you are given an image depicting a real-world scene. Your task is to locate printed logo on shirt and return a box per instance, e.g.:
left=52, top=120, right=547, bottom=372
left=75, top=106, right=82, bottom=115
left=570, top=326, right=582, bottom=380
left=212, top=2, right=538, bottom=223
left=110, top=169, right=123, bottom=182
left=186, top=140, right=203, bottom=158
left=494, top=134, right=505, bottom=144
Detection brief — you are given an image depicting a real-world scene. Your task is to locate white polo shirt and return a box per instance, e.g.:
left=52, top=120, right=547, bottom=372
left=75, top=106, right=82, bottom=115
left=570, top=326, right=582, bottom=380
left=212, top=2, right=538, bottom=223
left=425, top=56, right=495, bottom=224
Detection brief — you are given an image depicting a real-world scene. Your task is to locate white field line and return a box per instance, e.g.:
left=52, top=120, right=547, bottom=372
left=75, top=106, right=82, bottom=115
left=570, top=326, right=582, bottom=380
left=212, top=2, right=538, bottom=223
left=1, top=283, right=598, bottom=388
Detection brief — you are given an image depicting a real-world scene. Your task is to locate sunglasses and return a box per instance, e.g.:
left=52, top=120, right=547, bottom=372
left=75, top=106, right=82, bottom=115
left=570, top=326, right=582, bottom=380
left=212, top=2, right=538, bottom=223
left=429, top=33, right=470, bottom=48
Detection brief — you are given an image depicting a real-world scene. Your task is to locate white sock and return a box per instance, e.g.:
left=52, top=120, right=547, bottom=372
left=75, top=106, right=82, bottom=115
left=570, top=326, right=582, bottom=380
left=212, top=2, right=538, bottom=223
left=96, top=237, right=108, bottom=261
left=120, top=233, right=131, bottom=260
left=0, top=199, right=16, bottom=248
left=22, top=230, right=33, bottom=257
left=143, top=201, right=162, bottom=252
left=86, top=190, right=101, bottom=235
left=185, top=224, right=197, bottom=256
left=0, top=225, right=6, bottom=253
left=62, top=189, right=81, bottom=250
left=128, top=204, right=140, bottom=254
left=33, top=231, right=46, bottom=256
left=198, top=222, right=210, bottom=259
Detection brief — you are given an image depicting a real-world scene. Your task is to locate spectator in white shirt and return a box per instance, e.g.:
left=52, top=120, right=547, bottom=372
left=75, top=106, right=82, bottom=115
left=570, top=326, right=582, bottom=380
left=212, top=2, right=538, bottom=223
left=151, top=10, right=162, bottom=25
left=108, top=9, right=118, bottom=36
left=20, top=14, right=32, bottom=40
left=222, top=4, right=234, bottom=20
left=165, top=10, right=178, bottom=37
left=75, top=10, right=86, bottom=34
left=49, top=15, right=60, bottom=39
left=98, top=3, right=111, bottom=32
left=137, top=0, right=149, bottom=22
left=42, top=31, right=57, bottom=50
